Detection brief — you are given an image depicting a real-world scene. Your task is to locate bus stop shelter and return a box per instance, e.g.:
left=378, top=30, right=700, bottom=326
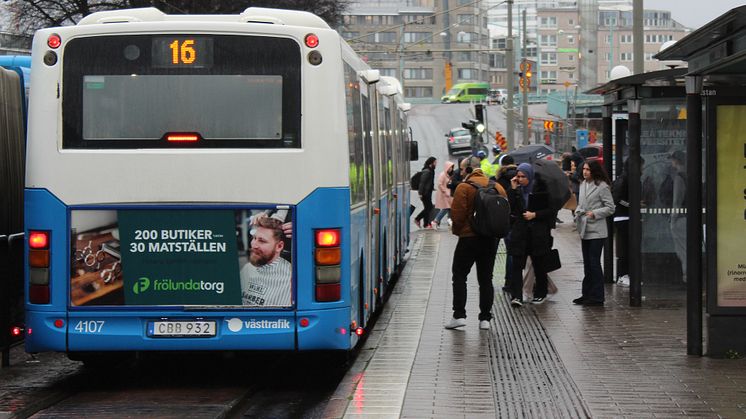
left=589, top=68, right=697, bottom=348
left=656, top=5, right=746, bottom=357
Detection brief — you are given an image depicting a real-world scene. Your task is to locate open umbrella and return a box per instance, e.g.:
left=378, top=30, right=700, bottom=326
left=533, top=159, right=571, bottom=212
left=507, top=144, right=555, bottom=165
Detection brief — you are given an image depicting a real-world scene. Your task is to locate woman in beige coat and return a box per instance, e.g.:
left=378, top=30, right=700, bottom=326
left=574, top=160, right=615, bottom=306
left=432, top=161, right=455, bottom=228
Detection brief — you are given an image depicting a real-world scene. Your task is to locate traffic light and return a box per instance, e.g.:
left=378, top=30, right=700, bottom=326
left=519, top=60, right=532, bottom=91
left=474, top=104, right=484, bottom=124
left=462, top=119, right=485, bottom=134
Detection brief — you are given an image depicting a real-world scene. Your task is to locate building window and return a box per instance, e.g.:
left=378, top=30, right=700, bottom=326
left=379, top=68, right=397, bottom=77
left=367, top=32, right=397, bottom=43
left=456, top=32, right=474, bottom=43
left=457, top=14, right=474, bottom=24
left=457, top=68, right=477, bottom=79
left=644, top=52, right=655, bottom=61
left=495, top=37, right=507, bottom=49
left=403, top=32, right=431, bottom=43
left=567, top=35, right=575, bottom=44
left=568, top=54, right=574, bottom=61
left=404, top=86, right=433, bottom=98
left=568, top=19, right=574, bottom=26
left=606, top=52, right=612, bottom=62
left=621, top=52, right=633, bottom=61
left=403, top=68, right=433, bottom=80
left=540, top=70, right=557, bottom=83
left=540, top=34, right=557, bottom=47
left=620, top=34, right=633, bottom=43
left=541, top=52, right=557, bottom=65
left=458, top=51, right=473, bottom=61
left=539, top=16, right=557, bottom=28
left=605, top=35, right=612, bottom=44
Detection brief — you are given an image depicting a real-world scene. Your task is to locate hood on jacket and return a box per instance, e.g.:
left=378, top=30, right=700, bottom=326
left=497, top=164, right=518, bottom=180
left=443, top=160, right=455, bottom=175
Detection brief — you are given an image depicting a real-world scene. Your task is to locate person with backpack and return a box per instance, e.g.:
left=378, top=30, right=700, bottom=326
left=445, top=156, right=508, bottom=330
left=414, top=156, right=437, bottom=229
left=507, top=163, right=557, bottom=307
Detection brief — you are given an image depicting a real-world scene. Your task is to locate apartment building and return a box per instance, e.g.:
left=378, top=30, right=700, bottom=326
left=537, top=2, right=690, bottom=94
left=342, top=0, right=490, bottom=101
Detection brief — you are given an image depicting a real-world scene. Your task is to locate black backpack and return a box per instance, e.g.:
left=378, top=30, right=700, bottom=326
left=467, top=181, right=511, bottom=238
left=410, top=171, right=422, bottom=190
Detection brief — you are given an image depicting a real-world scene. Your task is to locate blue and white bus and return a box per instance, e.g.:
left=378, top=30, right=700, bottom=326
left=22, top=7, right=416, bottom=363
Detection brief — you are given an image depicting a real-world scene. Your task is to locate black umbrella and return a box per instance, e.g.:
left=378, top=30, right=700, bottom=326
left=533, top=159, right=571, bottom=212
left=507, top=144, right=555, bottom=165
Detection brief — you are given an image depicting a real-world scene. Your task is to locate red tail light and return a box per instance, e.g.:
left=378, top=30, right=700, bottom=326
left=448, top=136, right=454, bottom=143
left=29, top=285, right=50, bottom=304
left=11, top=326, right=23, bottom=337
left=316, top=283, right=341, bottom=302
left=355, top=327, right=364, bottom=336
left=29, top=231, right=49, bottom=249
left=315, top=229, right=340, bottom=247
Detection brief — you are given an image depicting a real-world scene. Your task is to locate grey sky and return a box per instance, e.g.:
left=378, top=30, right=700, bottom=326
left=644, top=0, right=745, bottom=29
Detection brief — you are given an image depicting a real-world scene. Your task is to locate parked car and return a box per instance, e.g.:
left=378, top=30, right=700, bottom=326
left=507, top=144, right=555, bottom=165
left=445, top=128, right=472, bottom=154
left=578, top=143, right=604, bottom=166
left=487, top=88, right=507, bottom=105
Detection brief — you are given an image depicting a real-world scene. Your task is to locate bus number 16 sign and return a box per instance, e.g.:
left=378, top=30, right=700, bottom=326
left=152, top=37, right=213, bottom=68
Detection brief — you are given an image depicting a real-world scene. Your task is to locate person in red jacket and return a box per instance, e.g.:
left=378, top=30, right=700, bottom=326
left=445, top=157, right=507, bottom=331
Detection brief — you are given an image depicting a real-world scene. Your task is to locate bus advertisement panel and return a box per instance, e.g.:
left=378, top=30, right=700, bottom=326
left=70, top=208, right=293, bottom=308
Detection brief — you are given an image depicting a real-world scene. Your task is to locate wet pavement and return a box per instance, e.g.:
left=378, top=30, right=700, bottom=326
left=327, top=210, right=746, bottom=418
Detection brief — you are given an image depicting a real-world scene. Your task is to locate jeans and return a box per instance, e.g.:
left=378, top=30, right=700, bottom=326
left=451, top=236, right=498, bottom=321
left=434, top=208, right=450, bottom=224
left=415, top=193, right=434, bottom=226
left=581, top=238, right=605, bottom=302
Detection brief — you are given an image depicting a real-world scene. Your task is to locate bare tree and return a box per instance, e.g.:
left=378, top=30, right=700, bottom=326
left=4, top=0, right=348, bottom=34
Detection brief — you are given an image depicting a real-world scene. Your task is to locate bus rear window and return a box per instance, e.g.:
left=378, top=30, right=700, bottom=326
left=63, top=35, right=301, bottom=149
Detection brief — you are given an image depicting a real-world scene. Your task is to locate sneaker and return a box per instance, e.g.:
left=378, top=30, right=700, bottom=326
left=447, top=218, right=453, bottom=227
left=479, top=320, right=490, bottom=330
left=430, top=221, right=439, bottom=229
left=444, top=317, right=467, bottom=329
left=617, top=275, right=630, bottom=287
left=510, top=298, right=523, bottom=307
left=572, top=296, right=585, bottom=305
left=414, top=219, right=421, bottom=228
left=531, top=297, right=546, bottom=305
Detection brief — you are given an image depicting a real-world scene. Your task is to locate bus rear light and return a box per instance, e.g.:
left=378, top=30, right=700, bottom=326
left=315, top=229, right=340, bottom=247
left=47, top=33, right=62, bottom=49
left=29, top=285, right=50, bottom=304
left=355, top=327, right=364, bottom=336
left=338, top=327, right=347, bottom=335
left=29, top=250, right=50, bottom=268
left=315, top=283, right=340, bottom=302
left=166, top=133, right=200, bottom=142
left=299, top=318, right=310, bottom=327
left=315, top=266, right=341, bottom=283
left=54, top=319, right=65, bottom=328
left=29, top=231, right=49, bottom=249
left=315, top=247, right=341, bottom=265
left=11, top=326, right=24, bottom=337
left=304, top=33, right=319, bottom=48
left=29, top=268, right=49, bottom=285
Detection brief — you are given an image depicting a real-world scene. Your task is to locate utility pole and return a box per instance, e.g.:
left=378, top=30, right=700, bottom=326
left=506, top=0, right=515, bottom=151
left=633, top=0, right=643, bottom=74
left=522, top=9, right=529, bottom=145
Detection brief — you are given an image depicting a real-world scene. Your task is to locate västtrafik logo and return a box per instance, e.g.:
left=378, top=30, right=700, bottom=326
left=133, top=277, right=151, bottom=294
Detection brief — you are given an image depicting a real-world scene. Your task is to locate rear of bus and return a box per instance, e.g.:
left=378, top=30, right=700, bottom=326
left=23, top=8, right=357, bottom=358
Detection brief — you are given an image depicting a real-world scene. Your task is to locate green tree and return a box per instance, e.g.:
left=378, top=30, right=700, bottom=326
left=4, top=0, right=348, bottom=34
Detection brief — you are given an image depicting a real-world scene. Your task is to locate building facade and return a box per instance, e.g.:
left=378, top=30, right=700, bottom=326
left=342, top=0, right=490, bottom=101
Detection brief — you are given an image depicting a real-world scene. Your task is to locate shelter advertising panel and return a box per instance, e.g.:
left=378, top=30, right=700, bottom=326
left=70, top=208, right=293, bottom=308
left=716, top=106, right=746, bottom=307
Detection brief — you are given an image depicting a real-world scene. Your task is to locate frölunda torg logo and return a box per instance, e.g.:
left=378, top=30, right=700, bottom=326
left=132, top=277, right=225, bottom=295
left=133, top=277, right=151, bottom=295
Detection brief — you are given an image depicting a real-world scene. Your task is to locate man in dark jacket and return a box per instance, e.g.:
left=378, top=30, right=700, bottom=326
left=445, top=157, right=507, bottom=330
left=414, top=156, right=437, bottom=228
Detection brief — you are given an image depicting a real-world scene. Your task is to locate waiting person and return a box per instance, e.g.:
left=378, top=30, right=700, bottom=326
left=507, top=163, right=557, bottom=306
left=241, top=216, right=292, bottom=307
left=445, top=156, right=507, bottom=330
left=447, top=157, right=466, bottom=196
left=433, top=161, right=455, bottom=229
left=477, top=149, right=498, bottom=178
left=611, top=159, right=633, bottom=286
left=573, top=160, right=615, bottom=306
left=669, top=150, right=687, bottom=282
left=414, top=157, right=437, bottom=229
left=494, top=154, right=517, bottom=292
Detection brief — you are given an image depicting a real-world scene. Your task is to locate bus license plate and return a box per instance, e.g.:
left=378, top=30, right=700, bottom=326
left=147, top=320, right=216, bottom=337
